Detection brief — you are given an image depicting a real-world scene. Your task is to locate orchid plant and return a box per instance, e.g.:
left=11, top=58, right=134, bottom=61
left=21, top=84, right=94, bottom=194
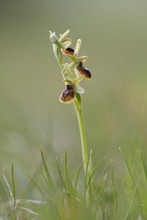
left=49, top=30, right=91, bottom=175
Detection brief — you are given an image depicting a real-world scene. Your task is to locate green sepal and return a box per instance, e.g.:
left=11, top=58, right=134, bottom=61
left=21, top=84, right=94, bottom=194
left=53, top=44, right=62, bottom=64
left=74, top=84, right=85, bottom=94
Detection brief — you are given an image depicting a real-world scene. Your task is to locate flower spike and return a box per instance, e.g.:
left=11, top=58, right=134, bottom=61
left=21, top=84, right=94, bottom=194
left=49, top=30, right=91, bottom=104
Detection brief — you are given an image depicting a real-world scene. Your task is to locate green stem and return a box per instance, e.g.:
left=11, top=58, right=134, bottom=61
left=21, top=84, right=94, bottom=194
left=73, top=93, right=88, bottom=174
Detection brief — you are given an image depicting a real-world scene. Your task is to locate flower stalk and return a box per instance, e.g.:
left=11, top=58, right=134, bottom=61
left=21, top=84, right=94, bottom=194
left=73, top=94, right=88, bottom=173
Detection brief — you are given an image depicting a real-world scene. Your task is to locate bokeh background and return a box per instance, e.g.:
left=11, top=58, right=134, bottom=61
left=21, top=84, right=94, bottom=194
left=0, top=0, right=147, bottom=178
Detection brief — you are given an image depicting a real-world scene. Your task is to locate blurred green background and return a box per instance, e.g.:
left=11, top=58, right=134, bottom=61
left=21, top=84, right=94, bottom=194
left=0, top=0, right=147, bottom=173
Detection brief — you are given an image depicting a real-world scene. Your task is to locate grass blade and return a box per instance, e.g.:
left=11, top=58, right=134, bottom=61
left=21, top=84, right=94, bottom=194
left=11, top=161, right=16, bottom=209
left=140, top=152, right=147, bottom=183
left=123, top=174, right=142, bottom=220
left=56, top=157, right=66, bottom=188
left=41, top=149, right=56, bottom=194
left=25, top=172, right=45, bottom=196
left=74, top=162, right=83, bottom=193
left=119, top=147, right=133, bottom=182
left=86, top=156, right=106, bottom=190
left=64, top=149, right=72, bottom=193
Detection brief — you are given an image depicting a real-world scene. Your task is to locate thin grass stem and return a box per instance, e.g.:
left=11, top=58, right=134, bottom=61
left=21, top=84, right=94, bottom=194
left=11, top=161, right=16, bottom=210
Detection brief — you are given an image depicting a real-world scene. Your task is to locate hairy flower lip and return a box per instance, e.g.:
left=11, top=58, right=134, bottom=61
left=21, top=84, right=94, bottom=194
left=63, top=47, right=74, bottom=55
left=76, top=62, right=91, bottom=79
left=59, top=84, right=75, bottom=104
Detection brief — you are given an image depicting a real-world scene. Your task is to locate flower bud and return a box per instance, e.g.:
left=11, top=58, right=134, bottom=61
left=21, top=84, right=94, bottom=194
left=76, top=62, right=91, bottom=79
left=49, top=31, right=58, bottom=44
